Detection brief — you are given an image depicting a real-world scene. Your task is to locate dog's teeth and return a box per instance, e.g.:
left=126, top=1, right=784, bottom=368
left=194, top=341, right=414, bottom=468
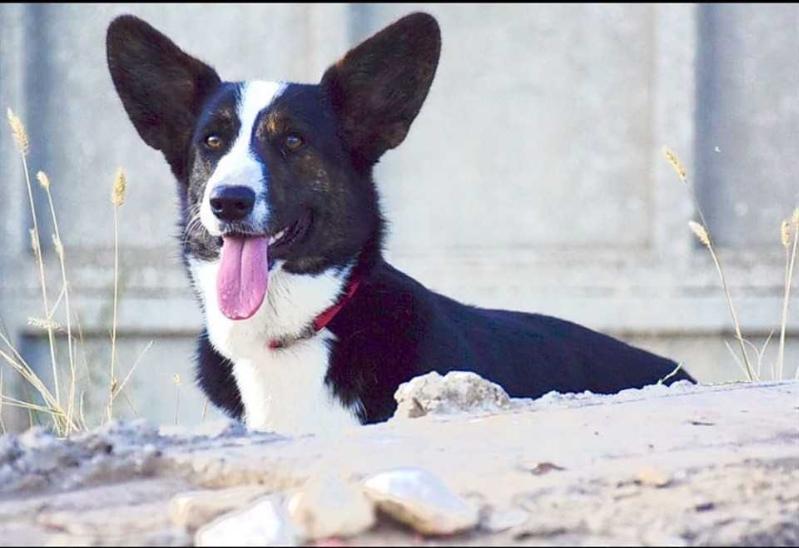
left=269, top=229, right=286, bottom=246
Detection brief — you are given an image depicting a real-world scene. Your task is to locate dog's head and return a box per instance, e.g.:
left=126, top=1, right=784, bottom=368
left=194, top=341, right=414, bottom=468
left=106, top=13, right=440, bottom=328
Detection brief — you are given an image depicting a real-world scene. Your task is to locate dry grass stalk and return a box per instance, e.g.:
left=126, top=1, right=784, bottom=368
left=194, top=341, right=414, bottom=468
left=723, top=340, right=752, bottom=380
left=7, top=110, right=61, bottom=407
left=109, top=340, right=152, bottom=417
left=38, top=170, right=78, bottom=433
left=665, top=147, right=755, bottom=380
left=0, top=329, right=76, bottom=434
left=107, top=168, right=127, bottom=422
left=0, top=369, right=6, bottom=434
left=5, top=106, right=137, bottom=435
left=687, top=219, right=755, bottom=380
left=657, top=362, right=685, bottom=385
left=173, top=373, right=182, bottom=426
left=777, top=209, right=798, bottom=379
left=741, top=333, right=774, bottom=381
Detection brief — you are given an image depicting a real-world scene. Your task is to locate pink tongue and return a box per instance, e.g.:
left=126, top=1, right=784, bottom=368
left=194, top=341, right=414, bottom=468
left=217, top=236, right=268, bottom=320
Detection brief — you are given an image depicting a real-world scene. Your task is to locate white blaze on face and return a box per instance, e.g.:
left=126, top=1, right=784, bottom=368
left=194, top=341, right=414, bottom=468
left=200, top=80, right=286, bottom=235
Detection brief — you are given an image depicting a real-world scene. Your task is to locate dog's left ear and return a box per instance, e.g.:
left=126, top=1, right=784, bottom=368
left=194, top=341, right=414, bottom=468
left=321, top=12, right=441, bottom=168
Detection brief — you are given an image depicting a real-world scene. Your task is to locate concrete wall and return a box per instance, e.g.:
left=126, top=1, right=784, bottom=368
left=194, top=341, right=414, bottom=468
left=1, top=4, right=797, bottom=430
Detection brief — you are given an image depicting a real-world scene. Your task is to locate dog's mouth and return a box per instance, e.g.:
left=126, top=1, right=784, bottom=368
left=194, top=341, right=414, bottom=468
left=216, top=210, right=311, bottom=255
left=266, top=211, right=311, bottom=257
left=215, top=211, right=311, bottom=321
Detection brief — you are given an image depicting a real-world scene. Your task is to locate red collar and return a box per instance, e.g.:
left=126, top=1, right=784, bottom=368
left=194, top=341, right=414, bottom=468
left=268, top=276, right=361, bottom=349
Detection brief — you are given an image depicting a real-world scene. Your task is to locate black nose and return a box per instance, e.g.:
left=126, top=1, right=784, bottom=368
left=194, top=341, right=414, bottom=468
left=209, top=186, right=256, bottom=222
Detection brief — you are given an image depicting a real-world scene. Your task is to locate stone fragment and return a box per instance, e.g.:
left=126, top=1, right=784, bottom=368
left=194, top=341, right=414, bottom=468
left=480, top=506, right=530, bottom=532
left=522, top=461, right=566, bottom=476
left=393, top=371, right=511, bottom=419
left=169, top=485, right=270, bottom=532
left=363, top=467, right=479, bottom=535
left=634, top=467, right=672, bottom=488
left=195, top=496, right=298, bottom=547
left=287, top=474, right=376, bottom=540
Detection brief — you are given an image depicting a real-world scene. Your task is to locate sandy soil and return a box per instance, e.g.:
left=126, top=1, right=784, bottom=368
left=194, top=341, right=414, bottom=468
left=0, top=375, right=797, bottom=546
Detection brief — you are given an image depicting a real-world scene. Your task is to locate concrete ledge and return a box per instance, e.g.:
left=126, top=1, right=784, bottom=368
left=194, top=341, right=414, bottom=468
left=1, top=380, right=797, bottom=546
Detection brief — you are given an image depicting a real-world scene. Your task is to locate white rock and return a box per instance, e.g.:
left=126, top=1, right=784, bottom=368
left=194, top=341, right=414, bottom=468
left=393, top=371, right=511, bottom=419
left=363, top=467, right=479, bottom=535
left=288, top=474, right=375, bottom=539
left=480, top=506, right=530, bottom=532
left=195, top=496, right=299, bottom=547
left=170, top=485, right=270, bottom=532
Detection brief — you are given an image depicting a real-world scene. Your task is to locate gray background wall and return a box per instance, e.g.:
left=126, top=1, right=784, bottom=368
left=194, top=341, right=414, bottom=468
left=1, top=3, right=797, bottom=430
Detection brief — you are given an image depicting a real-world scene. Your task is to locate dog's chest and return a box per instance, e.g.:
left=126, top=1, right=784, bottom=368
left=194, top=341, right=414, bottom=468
left=189, top=258, right=361, bottom=435
left=231, top=333, right=360, bottom=435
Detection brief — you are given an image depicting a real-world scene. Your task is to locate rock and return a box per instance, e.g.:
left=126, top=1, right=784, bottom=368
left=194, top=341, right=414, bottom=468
left=634, top=467, right=672, bottom=488
left=0, top=421, right=165, bottom=495
left=169, top=485, right=270, bottom=532
left=520, top=461, right=567, bottom=476
left=195, top=496, right=299, bottom=547
left=362, top=467, right=479, bottom=536
left=36, top=502, right=182, bottom=542
left=287, top=474, right=375, bottom=540
left=0, top=434, right=21, bottom=465
left=17, top=426, right=56, bottom=450
left=393, top=371, right=511, bottom=419
left=480, top=506, right=530, bottom=532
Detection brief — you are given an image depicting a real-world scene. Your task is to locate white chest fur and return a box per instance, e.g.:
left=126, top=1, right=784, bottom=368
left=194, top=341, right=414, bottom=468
left=189, top=259, right=361, bottom=436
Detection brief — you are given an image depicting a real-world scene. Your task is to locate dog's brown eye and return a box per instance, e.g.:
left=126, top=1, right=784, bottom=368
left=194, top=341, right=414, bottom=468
left=285, top=134, right=304, bottom=152
left=205, top=135, right=223, bottom=150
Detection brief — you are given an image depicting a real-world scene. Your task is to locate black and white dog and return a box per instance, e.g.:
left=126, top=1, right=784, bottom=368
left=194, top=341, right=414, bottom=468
left=106, top=12, right=693, bottom=435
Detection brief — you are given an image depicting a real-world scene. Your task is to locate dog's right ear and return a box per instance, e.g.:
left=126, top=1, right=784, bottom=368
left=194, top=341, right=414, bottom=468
left=106, top=15, right=220, bottom=179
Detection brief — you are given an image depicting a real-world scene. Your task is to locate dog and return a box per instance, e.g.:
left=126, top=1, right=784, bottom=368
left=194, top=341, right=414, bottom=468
left=106, top=12, right=693, bottom=435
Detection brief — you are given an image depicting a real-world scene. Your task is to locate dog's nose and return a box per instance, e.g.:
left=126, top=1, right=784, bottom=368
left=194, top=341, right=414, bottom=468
left=210, top=186, right=256, bottom=222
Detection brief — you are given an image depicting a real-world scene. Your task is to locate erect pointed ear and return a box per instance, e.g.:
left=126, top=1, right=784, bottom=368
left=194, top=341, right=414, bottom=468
left=320, top=12, right=441, bottom=168
left=106, top=15, right=221, bottom=179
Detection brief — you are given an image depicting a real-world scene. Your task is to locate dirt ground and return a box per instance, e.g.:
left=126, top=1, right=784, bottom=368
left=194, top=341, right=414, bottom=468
left=0, top=376, right=797, bottom=546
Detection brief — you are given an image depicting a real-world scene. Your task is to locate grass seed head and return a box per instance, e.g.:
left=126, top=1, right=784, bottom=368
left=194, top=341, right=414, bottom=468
left=663, top=146, right=687, bottom=183
left=781, top=219, right=792, bottom=248
left=689, top=220, right=711, bottom=248
left=27, top=317, right=62, bottom=332
left=111, top=168, right=127, bottom=207
left=52, top=234, right=64, bottom=259
left=6, top=108, right=29, bottom=156
left=29, top=228, right=40, bottom=256
left=36, top=171, right=51, bottom=190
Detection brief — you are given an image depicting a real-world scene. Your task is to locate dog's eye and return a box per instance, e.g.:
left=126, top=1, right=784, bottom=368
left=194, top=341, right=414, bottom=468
left=204, top=135, right=224, bottom=150
left=284, top=134, right=304, bottom=152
